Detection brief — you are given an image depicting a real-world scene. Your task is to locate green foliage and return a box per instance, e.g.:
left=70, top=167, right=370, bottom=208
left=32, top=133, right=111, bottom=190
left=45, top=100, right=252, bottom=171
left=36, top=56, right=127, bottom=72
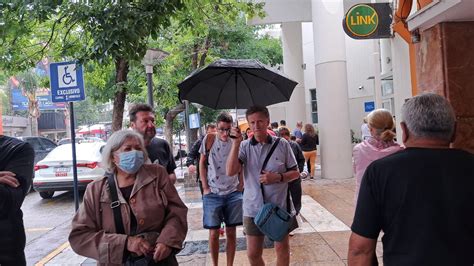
left=150, top=14, right=282, bottom=119
left=1, top=0, right=275, bottom=132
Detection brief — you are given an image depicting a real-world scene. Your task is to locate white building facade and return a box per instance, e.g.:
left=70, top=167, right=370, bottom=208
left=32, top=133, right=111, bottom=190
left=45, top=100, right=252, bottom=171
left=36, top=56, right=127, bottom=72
left=248, top=0, right=413, bottom=179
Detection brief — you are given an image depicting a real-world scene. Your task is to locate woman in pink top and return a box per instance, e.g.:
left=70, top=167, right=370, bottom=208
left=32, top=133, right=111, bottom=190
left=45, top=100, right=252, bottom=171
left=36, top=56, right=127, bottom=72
left=353, top=109, right=403, bottom=203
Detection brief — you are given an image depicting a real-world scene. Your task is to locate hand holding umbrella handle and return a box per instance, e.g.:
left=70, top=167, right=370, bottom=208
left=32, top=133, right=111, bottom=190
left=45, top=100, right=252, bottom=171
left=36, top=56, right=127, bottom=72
left=229, top=126, right=242, bottom=140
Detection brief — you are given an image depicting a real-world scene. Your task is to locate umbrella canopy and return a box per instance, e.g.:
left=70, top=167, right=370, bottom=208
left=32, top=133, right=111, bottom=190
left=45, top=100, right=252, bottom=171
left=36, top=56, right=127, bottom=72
left=178, top=59, right=298, bottom=109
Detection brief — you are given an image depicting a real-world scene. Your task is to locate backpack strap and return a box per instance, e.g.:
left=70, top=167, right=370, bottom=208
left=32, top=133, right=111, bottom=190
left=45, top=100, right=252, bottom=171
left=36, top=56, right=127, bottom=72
left=205, top=133, right=216, bottom=167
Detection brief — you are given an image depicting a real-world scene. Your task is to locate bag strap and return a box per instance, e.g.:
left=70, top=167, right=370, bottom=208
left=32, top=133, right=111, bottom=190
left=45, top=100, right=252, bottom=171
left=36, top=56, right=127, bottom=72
left=106, top=172, right=125, bottom=234
left=260, top=137, right=280, bottom=173
left=259, top=138, right=281, bottom=202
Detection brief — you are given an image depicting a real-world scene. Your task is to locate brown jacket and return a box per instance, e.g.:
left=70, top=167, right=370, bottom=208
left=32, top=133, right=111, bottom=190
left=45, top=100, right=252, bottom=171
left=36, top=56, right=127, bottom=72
left=69, top=164, right=188, bottom=265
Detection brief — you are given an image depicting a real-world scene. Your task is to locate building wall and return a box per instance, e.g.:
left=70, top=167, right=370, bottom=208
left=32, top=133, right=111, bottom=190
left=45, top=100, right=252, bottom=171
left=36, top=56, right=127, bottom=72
left=349, top=96, right=374, bottom=140
left=1, top=115, right=30, bottom=137
left=301, top=22, right=376, bottom=139
left=391, top=34, right=413, bottom=143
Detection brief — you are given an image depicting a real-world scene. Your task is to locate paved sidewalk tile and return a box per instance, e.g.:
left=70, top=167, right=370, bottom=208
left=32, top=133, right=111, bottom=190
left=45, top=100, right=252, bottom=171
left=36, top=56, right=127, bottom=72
left=43, top=173, right=366, bottom=265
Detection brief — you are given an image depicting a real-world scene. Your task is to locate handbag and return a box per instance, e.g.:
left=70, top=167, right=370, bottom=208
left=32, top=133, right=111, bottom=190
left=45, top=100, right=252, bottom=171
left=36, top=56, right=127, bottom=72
left=106, top=173, right=177, bottom=266
left=253, top=138, right=293, bottom=242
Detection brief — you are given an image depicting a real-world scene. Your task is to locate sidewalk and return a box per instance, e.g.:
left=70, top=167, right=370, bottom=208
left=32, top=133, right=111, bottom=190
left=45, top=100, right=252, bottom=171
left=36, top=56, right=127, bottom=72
left=40, top=167, right=378, bottom=265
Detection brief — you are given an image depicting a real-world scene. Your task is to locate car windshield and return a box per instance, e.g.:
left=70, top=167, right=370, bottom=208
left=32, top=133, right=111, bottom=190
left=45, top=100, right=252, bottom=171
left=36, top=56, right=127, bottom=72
left=43, top=143, right=103, bottom=161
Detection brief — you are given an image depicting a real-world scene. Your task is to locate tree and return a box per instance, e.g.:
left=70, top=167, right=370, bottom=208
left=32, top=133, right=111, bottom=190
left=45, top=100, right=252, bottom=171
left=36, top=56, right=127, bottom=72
left=16, top=70, right=40, bottom=136
left=151, top=11, right=281, bottom=146
left=1, top=1, right=185, bottom=132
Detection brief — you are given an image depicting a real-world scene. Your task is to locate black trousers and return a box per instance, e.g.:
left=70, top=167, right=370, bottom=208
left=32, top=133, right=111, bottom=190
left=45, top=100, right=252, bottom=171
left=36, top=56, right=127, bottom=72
left=125, top=254, right=178, bottom=266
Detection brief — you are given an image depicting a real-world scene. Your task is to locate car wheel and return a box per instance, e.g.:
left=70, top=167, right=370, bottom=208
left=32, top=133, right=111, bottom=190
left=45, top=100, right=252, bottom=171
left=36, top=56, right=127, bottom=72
left=39, top=191, right=54, bottom=199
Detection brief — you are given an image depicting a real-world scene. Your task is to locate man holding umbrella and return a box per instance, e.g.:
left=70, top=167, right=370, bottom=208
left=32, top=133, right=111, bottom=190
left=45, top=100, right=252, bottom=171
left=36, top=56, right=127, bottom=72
left=227, top=105, right=299, bottom=265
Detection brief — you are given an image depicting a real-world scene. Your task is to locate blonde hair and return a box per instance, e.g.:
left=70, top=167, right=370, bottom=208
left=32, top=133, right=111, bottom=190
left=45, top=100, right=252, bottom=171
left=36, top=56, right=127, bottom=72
left=304, top=123, right=316, bottom=137
left=367, top=109, right=396, bottom=141
left=101, top=130, right=148, bottom=172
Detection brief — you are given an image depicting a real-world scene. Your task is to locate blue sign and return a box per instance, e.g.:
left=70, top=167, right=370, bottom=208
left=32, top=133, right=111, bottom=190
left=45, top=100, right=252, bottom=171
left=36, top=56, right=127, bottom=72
left=50, top=61, right=85, bottom=102
left=10, top=86, right=66, bottom=111
left=189, top=113, right=200, bottom=129
left=364, top=101, right=375, bottom=112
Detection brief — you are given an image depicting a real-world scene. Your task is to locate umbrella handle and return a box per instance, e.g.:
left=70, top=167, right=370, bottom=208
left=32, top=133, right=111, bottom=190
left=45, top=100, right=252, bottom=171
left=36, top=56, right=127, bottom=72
left=230, top=107, right=239, bottom=139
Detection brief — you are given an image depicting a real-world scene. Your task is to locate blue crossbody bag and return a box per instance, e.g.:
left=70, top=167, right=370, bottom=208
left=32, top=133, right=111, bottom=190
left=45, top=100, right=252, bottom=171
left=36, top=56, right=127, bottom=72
left=253, top=138, right=293, bottom=242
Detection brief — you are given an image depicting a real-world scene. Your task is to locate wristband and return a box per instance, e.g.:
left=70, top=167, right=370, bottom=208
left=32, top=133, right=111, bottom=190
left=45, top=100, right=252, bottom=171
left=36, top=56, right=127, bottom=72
left=279, top=173, right=284, bottom=182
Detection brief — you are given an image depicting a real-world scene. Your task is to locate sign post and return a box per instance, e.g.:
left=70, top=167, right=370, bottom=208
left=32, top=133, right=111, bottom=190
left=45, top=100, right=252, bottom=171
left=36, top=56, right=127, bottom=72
left=49, top=61, right=85, bottom=211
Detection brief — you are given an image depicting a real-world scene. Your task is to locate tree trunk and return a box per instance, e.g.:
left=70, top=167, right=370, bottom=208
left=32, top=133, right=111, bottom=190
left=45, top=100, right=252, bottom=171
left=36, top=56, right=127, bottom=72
left=28, top=97, right=40, bottom=136
left=31, top=117, right=38, bottom=136
left=199, top=37, right=211, bottom=68
left=112, top=58, right=129, bottom=132
left=165, top=103, right=185, bottom=153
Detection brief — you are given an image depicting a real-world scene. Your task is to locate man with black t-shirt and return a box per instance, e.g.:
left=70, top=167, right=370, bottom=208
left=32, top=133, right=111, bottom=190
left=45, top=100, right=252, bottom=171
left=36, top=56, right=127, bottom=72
left=129, top=104, right=177, bottom=184
left=0, top=135, right=35, bottom=265
left=348, top=93, right=474, bottom=265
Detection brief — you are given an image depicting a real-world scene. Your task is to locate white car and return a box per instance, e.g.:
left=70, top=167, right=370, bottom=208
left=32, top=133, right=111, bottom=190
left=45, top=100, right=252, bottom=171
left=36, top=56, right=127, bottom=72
left=33, top=142, right=106, bottom=199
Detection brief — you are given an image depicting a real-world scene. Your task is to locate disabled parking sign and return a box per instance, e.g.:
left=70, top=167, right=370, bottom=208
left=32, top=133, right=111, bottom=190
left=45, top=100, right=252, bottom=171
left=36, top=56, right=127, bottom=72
left=50, top=61, right=85, bottom=102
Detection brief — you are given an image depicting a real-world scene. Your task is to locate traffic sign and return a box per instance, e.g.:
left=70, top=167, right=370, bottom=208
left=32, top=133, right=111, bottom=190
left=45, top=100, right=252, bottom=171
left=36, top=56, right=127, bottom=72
left=189, top=113, right=200, bottom=129
left=343, top=3, right=392, bottom=39
left=50, top=61, right=85, bottom=102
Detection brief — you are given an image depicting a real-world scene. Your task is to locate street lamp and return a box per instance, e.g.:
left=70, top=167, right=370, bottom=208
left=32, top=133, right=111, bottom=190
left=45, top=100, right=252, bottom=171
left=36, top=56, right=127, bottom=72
left=142, top=48, right=169, bottom=108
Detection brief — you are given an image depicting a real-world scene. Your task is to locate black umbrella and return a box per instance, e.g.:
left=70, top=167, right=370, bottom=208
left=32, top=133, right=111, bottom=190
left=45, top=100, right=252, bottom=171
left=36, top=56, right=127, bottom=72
left=178, top=59, right=298, bottom=109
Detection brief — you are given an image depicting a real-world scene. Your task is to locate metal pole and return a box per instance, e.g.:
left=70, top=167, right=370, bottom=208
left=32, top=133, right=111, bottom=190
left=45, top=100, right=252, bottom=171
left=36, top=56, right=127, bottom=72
left=178, top=126, right=183, bottom=169
left=184, top=100, right=191, bottom=150
left=69, top=102, right=80, bottom=211
left=146, top=72, right=154, bottom=108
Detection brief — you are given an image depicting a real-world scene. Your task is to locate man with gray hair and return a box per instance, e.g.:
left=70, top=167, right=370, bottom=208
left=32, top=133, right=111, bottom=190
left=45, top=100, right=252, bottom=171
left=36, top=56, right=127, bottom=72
left=348, top=93, right=474, bottom=265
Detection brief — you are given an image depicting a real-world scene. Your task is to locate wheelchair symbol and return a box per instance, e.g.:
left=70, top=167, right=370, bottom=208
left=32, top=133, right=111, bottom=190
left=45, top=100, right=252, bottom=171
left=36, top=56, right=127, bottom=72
left=62, top=66, right=76, bottom=85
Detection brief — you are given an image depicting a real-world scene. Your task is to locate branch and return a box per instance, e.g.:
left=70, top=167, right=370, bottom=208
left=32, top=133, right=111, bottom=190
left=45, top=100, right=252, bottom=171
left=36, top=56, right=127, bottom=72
left=198, top=36, right=211, bottom=68
left=165, top=103, right=185, bottom=121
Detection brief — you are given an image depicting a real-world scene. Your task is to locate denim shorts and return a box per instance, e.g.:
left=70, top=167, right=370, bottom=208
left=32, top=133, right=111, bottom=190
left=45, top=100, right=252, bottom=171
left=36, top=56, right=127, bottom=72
left=202, top=190, right=243, bottom=229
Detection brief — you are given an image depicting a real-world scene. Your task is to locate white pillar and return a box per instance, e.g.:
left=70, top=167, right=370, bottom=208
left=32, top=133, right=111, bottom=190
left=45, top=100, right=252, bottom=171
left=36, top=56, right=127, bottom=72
left=281, top=22, right=306, bottom=130
left=268, top=22, right=306, bottom=130
left=380, top=39, right=392, bottom=76
left=373, top=40, right=382, bottom=108
left=312, top=0, right=353, bottom=179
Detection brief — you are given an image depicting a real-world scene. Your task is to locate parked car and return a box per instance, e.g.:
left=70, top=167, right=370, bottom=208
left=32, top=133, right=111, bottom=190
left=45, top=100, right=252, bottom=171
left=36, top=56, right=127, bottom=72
left=33, top=142, right=105, bottom=199
left=16, top=136, right=58, bottom=193
left=57, top=137, right=85, bottom=145
left=17, top=136, right=58, bottom=165
left=58, top=137, right=105, bottom=145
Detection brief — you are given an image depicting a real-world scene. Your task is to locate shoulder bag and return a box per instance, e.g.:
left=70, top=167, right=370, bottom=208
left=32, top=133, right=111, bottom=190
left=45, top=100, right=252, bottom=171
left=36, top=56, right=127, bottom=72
left=253, top=138, right=293, bottom=242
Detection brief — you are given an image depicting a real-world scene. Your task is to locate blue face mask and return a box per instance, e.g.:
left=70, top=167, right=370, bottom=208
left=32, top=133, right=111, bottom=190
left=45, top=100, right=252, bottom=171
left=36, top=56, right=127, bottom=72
left=117, top=150, right=144, bottom=174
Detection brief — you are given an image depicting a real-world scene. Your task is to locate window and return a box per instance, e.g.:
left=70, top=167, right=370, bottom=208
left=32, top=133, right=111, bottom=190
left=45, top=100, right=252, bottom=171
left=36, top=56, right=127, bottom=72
left=40, top=138, right=57, bottom=150
left=310, top=89, right=318, bottom=123
left=26, top=138, right=43, bottom=151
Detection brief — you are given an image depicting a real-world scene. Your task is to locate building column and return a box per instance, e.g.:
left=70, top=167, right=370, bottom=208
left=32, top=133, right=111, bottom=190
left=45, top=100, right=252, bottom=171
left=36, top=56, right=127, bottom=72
left=416, top=22, right=474, bottom=153
left=268, top=22, right=306, bottom=130
left=312, top=0, right=353, bottom=179
left=281, top=22, right=306, bottom=130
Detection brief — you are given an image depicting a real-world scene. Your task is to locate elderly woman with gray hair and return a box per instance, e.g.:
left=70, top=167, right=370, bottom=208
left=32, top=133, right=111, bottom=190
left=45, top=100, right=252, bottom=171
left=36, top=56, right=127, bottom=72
left=69, top=130, right=187, bottom=265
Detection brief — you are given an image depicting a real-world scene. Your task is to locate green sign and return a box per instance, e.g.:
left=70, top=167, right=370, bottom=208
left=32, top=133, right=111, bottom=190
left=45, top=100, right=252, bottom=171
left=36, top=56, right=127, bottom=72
left=342, top=3, right=392, bottom=40
left=346, top=4, right=378, bottom=37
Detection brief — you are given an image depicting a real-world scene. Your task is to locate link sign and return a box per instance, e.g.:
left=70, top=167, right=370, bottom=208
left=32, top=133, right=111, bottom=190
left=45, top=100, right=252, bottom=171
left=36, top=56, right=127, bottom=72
left=343, top=3, right=392, bottom=39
